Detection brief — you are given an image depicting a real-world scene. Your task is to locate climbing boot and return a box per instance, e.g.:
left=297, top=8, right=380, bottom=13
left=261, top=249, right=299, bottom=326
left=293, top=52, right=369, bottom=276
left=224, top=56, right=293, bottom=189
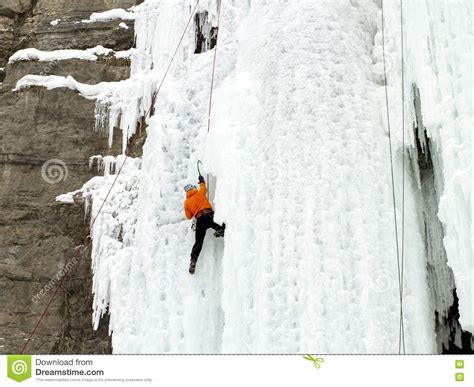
left=214, top=223, right=226, bottom=238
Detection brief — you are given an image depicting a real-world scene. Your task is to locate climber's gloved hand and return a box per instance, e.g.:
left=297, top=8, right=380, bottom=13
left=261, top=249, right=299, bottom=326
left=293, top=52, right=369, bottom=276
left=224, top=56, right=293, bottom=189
left=198, top=175, right=205, bottom=183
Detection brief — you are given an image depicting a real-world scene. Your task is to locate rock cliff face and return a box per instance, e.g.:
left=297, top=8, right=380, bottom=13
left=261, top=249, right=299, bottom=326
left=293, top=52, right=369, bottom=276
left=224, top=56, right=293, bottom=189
left=0, top=0, right=138, bottom=354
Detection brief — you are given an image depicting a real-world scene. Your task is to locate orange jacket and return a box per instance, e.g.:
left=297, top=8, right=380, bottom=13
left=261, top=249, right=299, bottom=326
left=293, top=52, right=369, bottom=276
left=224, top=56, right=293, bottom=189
left=184, top=182, right=213, bottom=219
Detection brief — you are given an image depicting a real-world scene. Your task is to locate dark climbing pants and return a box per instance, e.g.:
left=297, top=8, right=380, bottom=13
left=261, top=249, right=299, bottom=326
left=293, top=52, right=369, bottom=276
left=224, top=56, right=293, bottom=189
left=191, top=211, right=224, bottom=263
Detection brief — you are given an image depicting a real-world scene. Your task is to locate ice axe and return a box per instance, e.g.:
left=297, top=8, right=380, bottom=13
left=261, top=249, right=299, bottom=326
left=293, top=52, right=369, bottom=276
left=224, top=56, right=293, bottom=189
left=197, top=160, right=210, bottom=199
left=197, top=160, right=203, bottom=177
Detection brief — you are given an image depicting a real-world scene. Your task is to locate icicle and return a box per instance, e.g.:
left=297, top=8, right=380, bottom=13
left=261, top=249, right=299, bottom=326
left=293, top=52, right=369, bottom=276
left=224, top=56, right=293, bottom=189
left=102, top=155, right=117, bottom=176
left=89, top=155, right=102, bottom=171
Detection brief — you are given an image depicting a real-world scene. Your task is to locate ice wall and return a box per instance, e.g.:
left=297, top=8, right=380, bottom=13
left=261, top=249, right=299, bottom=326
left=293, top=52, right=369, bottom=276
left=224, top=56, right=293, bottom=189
left=102, top=0, right=230, bottom=353
left=84, top=0, right=470, bottom=353
left=207, top=0, right=434, bottom=353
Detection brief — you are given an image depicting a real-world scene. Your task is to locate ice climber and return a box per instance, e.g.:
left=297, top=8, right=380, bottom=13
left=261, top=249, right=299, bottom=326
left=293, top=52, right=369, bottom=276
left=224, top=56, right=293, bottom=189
left=184, top=175, right=225, bottom=274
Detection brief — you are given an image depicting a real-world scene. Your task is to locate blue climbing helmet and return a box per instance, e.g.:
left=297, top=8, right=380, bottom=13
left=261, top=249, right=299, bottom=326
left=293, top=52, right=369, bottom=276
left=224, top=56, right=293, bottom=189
left=184, top=183, right=196, bottom=193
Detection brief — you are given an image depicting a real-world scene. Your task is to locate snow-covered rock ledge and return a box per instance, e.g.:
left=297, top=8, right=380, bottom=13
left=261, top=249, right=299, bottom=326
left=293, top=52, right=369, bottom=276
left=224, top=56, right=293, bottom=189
left=13, top=75, right=121, bottom=99
left=8, top=46, right=136, bottom=64
left=82, top=9, right=136, bottom=23
left=13, top=70, right=156, bottom=150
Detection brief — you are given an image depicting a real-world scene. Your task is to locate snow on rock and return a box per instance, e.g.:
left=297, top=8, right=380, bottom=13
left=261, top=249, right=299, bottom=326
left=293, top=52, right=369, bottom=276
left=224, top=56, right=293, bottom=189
left=50, top=19, right=60, bottom=26
left=115, top=48, right=136, bottom=60
left=14, top=75, right=121, bottom=99
left=83, top=8, right=136, bottom=23
left=8, top=46, right=132, bottom=63
left=56, top=191, right=79, bottom=204
left=119, top=22, right=129, bottom=30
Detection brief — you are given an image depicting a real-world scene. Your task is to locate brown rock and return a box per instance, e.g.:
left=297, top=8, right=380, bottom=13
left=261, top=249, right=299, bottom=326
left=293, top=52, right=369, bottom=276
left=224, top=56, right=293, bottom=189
left=0, top=0, right=139, bottom=355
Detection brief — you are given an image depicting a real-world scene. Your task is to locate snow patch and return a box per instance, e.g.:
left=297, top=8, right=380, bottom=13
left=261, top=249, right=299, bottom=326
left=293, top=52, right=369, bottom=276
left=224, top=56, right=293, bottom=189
left=115, top=48, right=136, bottom=60
left=13, top=75, right=121, bottom=99
left=8, top=46, right=133, bottom=63
left=83, top=9, right=136, bottom=23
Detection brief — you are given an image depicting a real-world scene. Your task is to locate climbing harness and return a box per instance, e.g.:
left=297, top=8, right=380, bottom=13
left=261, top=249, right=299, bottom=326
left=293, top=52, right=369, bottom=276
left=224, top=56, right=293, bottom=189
left=20, top=0, right=202, bottom=354
left=381, top=0, right=406, bottom=354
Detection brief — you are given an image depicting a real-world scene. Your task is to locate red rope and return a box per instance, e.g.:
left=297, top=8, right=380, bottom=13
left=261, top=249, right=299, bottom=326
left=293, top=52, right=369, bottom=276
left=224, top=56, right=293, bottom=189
left=20, top=0, right=201, bottom=354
